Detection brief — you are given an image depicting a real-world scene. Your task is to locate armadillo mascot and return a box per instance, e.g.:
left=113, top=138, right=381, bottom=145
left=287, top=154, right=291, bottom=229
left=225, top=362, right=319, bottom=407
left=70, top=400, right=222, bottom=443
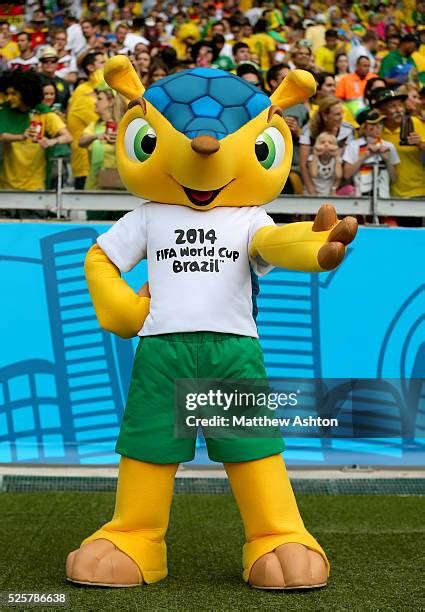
left=66, top=56, right=357, bottom=590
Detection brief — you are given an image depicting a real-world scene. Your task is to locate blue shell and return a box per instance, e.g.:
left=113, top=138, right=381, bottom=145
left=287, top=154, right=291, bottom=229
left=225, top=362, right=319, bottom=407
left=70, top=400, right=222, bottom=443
left=144, top=67, right=271, bottom=140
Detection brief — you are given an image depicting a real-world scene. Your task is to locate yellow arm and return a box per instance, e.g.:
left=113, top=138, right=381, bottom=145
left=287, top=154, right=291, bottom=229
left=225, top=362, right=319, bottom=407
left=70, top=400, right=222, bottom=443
left=250, top=207, right=358, bottom=272
left=250, top=222, right=331, bottom=272
left=84, top=244, right=150, bottom=338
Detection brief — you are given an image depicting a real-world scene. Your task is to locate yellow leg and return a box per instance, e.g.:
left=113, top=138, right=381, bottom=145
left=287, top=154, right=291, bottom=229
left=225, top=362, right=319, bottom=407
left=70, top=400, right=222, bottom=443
left=224, top=454, right=329, bottom=584
left=69, top=457, right=178, bottom=584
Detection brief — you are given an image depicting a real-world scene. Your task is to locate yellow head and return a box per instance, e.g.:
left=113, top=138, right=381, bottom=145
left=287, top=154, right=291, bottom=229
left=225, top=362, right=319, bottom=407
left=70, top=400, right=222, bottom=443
left=104, top=56, right=316, bottom=210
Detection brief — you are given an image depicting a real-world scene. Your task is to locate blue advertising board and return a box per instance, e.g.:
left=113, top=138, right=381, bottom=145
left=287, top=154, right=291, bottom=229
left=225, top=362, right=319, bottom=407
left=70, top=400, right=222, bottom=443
left=0, top=222, right=424, bottom=465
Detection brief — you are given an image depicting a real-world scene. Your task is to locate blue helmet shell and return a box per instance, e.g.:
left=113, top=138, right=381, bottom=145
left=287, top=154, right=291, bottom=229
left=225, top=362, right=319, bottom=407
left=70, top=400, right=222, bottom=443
left=143, top=67, right=271, bottom=140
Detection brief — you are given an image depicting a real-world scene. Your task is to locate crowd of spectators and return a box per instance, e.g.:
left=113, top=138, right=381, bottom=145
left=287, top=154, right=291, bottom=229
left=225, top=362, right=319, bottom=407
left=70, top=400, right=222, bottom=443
left=0, top=0, right=424, bottom=223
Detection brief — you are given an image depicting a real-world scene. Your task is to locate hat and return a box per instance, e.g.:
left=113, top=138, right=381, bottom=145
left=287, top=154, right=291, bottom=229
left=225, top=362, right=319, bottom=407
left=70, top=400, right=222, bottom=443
left=236, top=60, right=261, bottom=73
left=315, top=13, right=327, bottom=24
left=144, top=17, right=156, bottom=27
left=372, top=88, right=408, bottom=107
left=356, top=108, right=386, bottom=125
left=39, top=46, right=58, bottom=60
left=351, top=24, right=366, bottom=35
left=303, top=19, right=316, bottom=28
left=212, top=56, right=235, bottom=71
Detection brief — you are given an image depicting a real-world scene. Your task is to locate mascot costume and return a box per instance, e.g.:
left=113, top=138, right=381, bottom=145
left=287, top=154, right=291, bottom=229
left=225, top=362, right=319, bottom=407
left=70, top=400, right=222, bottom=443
left=66, top=56, right=357, bottom=590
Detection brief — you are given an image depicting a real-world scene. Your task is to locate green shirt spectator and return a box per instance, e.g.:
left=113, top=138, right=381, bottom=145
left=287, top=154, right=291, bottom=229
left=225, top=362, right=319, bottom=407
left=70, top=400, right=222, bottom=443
left=378, top=34, right=418, bottom=86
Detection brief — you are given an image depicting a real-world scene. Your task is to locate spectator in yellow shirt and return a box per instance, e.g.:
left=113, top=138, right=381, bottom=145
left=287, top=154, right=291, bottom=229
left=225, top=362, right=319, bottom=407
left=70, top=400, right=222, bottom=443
left=398, top=83, right=423, bottom=120
left=67, top=52, right=106, bottom=189
left=315, top=29, right=338, bottom=74
left=0, top=21, right=19, bottom=61
left=0, top=71, right=71, bottom=192
left=169, top=22, right=201, bottom=61
left=304, top=14, right=327, bottom=54
left=249, top=19, right=276, bottom=71
left=373, top=88, right=425, bottom=200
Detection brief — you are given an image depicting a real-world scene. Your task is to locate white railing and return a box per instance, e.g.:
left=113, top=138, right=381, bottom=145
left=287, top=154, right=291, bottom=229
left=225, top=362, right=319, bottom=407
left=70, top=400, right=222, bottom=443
left=0, top=191, right=423, bottom=221
left=1, top=157, right=423, bottom=221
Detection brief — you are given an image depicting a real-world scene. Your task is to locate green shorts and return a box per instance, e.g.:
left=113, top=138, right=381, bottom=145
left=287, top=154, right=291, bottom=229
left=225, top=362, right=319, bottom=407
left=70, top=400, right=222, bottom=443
left=116, top=331, right=284, bottom=464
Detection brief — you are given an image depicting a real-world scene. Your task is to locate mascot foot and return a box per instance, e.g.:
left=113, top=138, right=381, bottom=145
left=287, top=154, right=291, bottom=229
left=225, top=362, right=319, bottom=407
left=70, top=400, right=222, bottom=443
left=66, top=539, right=143, bottom=587
left=249, top=543, right=327, bottom=590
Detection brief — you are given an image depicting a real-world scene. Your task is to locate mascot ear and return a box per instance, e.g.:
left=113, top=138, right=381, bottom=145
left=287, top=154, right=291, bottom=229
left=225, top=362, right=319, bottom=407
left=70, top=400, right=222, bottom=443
left=104, top=55, right=145, bottom=100
left=270, top=69, right=316, bottom=111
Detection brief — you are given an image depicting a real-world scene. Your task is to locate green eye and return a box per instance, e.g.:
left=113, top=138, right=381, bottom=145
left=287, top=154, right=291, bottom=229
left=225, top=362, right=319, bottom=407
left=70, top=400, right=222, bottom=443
left=255, top=127, right=285, bottom=170
left=125, top=118, right=157, bottom=162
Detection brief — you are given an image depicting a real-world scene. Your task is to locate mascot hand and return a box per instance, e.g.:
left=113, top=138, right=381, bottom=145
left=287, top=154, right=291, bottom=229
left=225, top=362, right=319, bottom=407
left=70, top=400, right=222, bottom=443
left=85, top=244, right=150, bottom=338
left=250, top=204, right=358, bottom=273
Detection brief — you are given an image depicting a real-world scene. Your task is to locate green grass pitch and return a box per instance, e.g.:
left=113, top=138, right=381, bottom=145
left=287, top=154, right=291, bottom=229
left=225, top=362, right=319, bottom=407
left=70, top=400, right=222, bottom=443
left=0, top=493, right=424, bottom=611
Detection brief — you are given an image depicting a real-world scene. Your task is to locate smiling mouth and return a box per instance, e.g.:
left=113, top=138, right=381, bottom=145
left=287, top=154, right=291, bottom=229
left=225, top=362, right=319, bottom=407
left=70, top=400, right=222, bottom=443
left=182, top=187, right=222, bottom=206
left=182, top=180, right=234, bottom=207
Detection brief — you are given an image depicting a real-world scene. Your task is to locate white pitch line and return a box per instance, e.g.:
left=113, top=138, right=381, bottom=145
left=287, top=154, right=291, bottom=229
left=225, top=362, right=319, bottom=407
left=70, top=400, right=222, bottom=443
left=0, top=465, right=424, bottom=480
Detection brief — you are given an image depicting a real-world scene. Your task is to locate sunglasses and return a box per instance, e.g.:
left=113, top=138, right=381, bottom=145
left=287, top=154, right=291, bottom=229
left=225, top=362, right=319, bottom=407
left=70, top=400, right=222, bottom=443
left=41, top=58, right=57, bottom=63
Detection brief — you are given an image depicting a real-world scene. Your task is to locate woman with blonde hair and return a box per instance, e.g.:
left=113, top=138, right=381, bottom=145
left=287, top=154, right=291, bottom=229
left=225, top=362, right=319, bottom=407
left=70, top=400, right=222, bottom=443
left=299, top=96, right=354, bottom=195
left=397, top=83, right=423, bottom=120
left=79, top=86, right=127, bottom=219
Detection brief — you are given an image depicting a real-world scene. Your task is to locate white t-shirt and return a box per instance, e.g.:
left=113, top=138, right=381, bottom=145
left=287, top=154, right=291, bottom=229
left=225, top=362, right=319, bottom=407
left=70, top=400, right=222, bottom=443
left=66, top=23, right=86, bottom=57
left=124, top=33, right=150, bottom=53
left=245, top=7, right=264, bottom=25
left=55, top=53, right=78, bottom=80
left=8, top=56, right=39, bottom=71
left=306, top=154, right=336, bottom=196
left=97, top=203, right=274, bottom=338
left=343, top=137, right=400, bottom=197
